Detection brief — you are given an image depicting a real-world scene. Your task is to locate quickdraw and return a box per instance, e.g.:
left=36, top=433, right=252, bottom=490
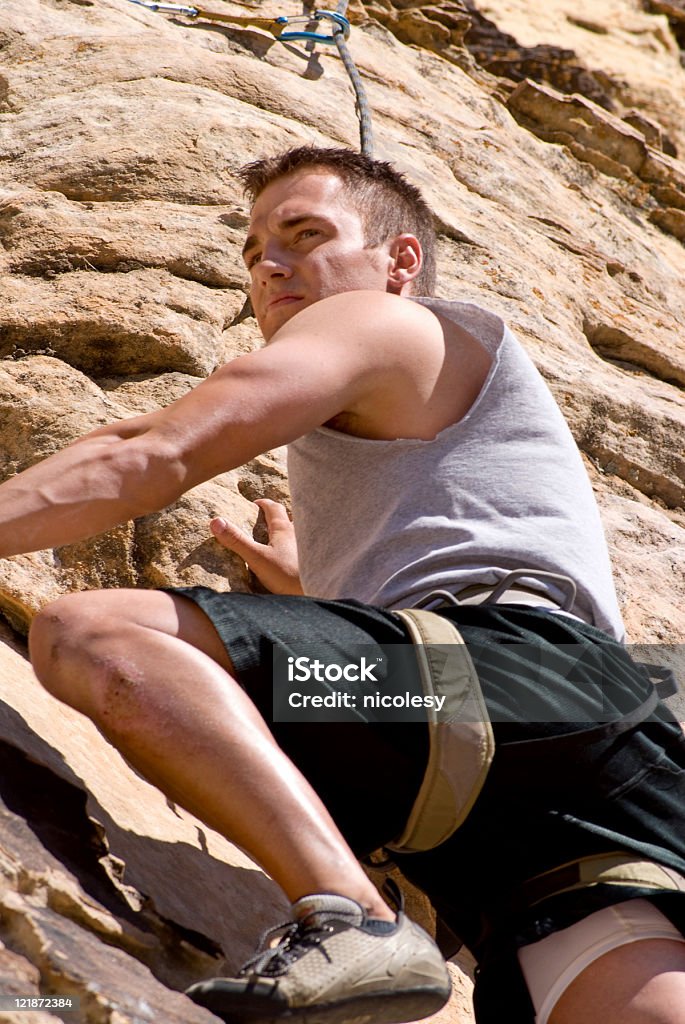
left=124, top=1, right=374, bottom=155
left=125, top=2, right=350, bottom=45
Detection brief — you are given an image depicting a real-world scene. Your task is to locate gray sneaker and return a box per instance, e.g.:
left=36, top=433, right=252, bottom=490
left=185, top=891, right=451, bottom=1024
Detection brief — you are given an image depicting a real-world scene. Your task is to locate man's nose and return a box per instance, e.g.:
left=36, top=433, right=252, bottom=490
left=256, top=243, right=293, bottom=281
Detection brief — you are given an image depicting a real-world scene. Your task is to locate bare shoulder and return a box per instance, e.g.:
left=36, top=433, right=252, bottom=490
left=271, top=291, right=487, bottom=367
left=154, top=290, right=492, bottom=466
left=266, top=291, right=492, bottom=441
left=268, top=290, right=441, bottom=358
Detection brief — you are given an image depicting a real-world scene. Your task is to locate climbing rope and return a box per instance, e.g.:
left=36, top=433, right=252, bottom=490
left=330, top=1, right=374, bottom=156
left=125, top=1, right=374, bottom=155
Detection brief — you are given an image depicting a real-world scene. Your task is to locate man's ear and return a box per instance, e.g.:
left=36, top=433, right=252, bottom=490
left=387, top=234, right=423, bottom=294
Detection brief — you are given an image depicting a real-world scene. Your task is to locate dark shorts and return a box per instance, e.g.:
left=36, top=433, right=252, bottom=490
left=173, top=587, right=685, bottom=1019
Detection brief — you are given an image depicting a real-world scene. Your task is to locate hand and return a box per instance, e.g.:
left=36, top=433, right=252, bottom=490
left=210, top=499, right=304, bottom=596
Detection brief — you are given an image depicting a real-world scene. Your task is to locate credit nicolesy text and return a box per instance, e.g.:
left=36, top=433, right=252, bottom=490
left=287, top=690, right=446, bottom=711
left=280, top=655, right=446, bottom=712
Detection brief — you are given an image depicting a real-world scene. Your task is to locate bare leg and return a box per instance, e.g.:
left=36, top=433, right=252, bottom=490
left=550, top=938, right=685, bottom=1024
left=29, top=589, right=393, bottom=920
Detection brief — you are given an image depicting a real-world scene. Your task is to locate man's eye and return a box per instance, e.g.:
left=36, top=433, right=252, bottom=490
left=246, top=252, right=262, bottom=269
left=296, top=228, right=319, bottom=241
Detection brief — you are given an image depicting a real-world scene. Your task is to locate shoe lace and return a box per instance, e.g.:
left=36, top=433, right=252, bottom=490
left=239, top=920, right=335, bottom=978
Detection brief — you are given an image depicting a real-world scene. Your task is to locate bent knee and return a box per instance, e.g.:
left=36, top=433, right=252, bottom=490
left=29, top=592, right=127, bottom=712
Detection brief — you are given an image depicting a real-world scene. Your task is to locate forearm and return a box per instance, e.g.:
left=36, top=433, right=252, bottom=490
left=0, top=425, right=184, bottom=558
left=0, top=311, right=386, bottom=559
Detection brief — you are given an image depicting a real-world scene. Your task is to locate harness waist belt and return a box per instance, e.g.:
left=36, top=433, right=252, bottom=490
left=454, top=583, right=563, bottom=610
left=521, top=853, right=685, bottom=909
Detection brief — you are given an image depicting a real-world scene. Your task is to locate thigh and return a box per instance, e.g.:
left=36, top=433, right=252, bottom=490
left=32, top=586, right=427, bottom=853
left=518, top=899, right=685, bottom=1024
left=551, top=937, right=685, bottom=1023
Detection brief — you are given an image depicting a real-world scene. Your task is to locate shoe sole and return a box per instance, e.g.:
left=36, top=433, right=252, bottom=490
left=191, top=985, right=451, bottom=1024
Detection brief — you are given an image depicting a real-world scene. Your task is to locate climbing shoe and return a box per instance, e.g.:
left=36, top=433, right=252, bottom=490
left=185, top=891, right=451, bottom=1024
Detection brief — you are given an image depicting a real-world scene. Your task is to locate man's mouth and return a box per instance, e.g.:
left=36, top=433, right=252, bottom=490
left=267, top=294, right=303, bottom=311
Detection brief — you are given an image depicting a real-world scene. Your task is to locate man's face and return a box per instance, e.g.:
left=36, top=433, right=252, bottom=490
left=243, top=169, right=392, bottom=341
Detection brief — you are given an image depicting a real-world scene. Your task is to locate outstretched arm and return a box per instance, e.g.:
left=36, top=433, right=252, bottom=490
left=0, top=291, right=432, bottom=559
left=0, top=347, right=318, bottom=558
left=0, top=415, right=184, bottom=558
left=211, top=500, right=303, bottom=596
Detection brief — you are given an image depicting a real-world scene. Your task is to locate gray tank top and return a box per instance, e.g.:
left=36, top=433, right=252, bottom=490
left=287, top=298, right=625, bottom=641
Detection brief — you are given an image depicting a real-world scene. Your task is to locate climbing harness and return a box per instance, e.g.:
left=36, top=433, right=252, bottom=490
left=385, top=566, right=679, bottom=855
left=124, top=1, right=374, bottom=154
left=519, top=852, right=685, bottom=910
left=389, top=608, right=495, bottom=854
left=410, top=569, right=579, bottom=614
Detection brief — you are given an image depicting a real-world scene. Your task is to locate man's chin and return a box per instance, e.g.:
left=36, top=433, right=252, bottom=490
left=259, top=299, right=309, bottom=340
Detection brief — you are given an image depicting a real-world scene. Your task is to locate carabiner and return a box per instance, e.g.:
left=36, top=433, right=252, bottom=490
left=276, top=9, right=350, bottom=45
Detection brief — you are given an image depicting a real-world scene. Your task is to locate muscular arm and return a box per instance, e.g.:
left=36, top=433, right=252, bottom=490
left=0, top=292, right=436, bottom=558
left=0, top=418, right=182, bottom=558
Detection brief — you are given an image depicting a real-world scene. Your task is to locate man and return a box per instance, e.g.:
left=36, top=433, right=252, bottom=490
left=3, top=146, right=683, bottom=1023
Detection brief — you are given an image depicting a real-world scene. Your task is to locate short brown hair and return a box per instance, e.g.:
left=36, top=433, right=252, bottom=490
left=238, top=146, right=437, bottom=295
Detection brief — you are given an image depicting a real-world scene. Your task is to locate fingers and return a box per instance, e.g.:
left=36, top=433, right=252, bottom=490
left=253, top=499, right=294, bottom=534
left=210, top=516, right=260, bottom=557
left=210, top=501, right=293, bottom=555
left=209, top=502, right=301, bottom=595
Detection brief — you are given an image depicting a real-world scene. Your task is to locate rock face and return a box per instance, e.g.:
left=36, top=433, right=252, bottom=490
left=0, top=0, right=684, bottom=1020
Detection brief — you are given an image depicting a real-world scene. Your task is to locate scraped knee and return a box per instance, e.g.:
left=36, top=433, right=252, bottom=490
left=29, top=591, right=128, bottom=717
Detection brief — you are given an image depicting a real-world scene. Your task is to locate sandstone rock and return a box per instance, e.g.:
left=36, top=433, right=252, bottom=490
left=0, top=356, right=122, bottom=474
left=0, top=76, right=326, bottom=205
left=640, top=147, right=685, bottom=191
left=0, top=888, right=219, bottom=1024
left=463, top=1, right=617, bottom=109
left=506, top=77, right=685, bottom=239
left=645, top=0, right=685, bottom=47
left=582, top=318, right=685, bottom=387
left=0, top=190, right=250, bottom=289
left=0, top=941, right=63, bottom=1023
left=623, top=107, right=674, bottom=152
left=649, top=205, right=685, bottom=239
left=474, top=0, right=685, bottom=153
left=646, top=0, right=685, bottom=19
left=0, top=269, right=245, bottom=377
left=595, top=480, right=685, bottom=647
left=507, top=79, right=648, bottom=175
left=373, top=3, right=472, bottom=55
